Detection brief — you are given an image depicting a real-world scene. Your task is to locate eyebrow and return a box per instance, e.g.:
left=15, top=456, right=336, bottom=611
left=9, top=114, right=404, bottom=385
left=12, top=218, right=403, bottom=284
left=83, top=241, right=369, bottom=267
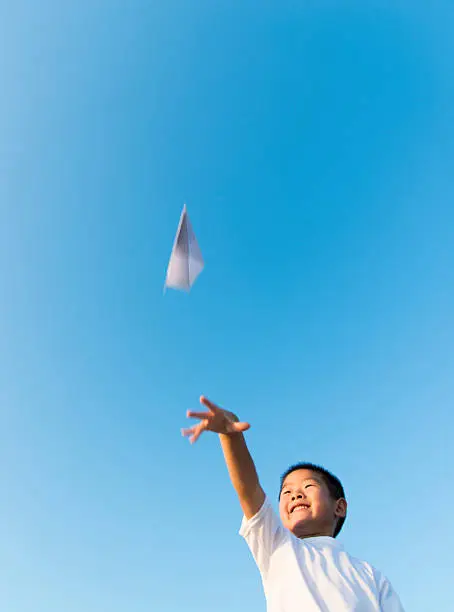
left=281, top=477, right=321, bottom=490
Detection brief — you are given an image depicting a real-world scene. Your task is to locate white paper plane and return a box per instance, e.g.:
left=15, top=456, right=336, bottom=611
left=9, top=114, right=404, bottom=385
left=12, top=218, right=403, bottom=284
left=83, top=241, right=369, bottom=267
left=164, top=204, right=204, bottom=292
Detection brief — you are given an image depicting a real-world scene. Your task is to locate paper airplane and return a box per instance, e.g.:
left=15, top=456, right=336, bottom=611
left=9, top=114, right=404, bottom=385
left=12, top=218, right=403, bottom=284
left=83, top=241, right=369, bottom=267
left=164, top=204, right=204, bottom=292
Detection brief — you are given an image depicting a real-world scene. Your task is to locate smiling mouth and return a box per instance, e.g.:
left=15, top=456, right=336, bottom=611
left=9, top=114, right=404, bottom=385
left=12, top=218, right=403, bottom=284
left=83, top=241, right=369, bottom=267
left=291, top=504, right=310, bottom=514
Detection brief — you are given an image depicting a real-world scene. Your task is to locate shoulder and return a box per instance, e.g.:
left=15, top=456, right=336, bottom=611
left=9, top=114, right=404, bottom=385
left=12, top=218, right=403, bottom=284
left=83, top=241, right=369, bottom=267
left=239, top=496, right=290, bottom=576
left=239, top=495, right=290, bottom=553
left=337, top=548, right=385, bottom=590
left=345, top=553, right=405, bottom=609
left=239, top=496, right=283, bottom=538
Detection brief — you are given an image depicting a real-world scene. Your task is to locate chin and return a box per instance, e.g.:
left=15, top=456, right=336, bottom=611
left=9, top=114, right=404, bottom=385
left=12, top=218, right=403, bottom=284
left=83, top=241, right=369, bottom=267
left=289, top=517, right=312, bottom=535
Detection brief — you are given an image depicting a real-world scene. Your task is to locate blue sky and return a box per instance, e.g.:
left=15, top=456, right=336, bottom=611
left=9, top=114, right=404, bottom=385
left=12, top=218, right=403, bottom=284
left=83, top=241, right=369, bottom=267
left=1, top=2, right=453, bottom=610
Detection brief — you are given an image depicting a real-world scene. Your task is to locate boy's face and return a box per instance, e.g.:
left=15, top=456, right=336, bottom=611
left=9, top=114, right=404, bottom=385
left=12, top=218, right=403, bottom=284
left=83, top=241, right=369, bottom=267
left=279, top=469, right=347, bottom=538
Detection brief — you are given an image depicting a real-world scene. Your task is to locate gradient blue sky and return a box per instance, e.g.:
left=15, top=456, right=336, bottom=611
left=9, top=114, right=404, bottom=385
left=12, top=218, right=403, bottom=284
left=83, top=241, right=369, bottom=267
left=1, top=2, right=453, bottom=611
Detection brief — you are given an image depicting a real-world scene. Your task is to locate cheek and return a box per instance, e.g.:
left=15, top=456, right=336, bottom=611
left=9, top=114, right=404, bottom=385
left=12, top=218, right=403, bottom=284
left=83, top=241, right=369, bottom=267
left=308, top=493, right=324, bottom=511
left=314, top=495, right=334, bottom=515
left=278, top=501, right=289, bottom=521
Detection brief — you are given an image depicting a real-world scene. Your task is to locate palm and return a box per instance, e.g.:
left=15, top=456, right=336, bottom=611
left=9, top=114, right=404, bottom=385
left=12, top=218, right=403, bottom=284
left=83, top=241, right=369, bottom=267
left=182, top=396, right=250, bottom=444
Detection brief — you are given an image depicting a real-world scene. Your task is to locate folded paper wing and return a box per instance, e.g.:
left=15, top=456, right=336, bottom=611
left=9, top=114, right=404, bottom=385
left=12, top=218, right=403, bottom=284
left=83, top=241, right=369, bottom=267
left=165, top=205, right=204, bottom=291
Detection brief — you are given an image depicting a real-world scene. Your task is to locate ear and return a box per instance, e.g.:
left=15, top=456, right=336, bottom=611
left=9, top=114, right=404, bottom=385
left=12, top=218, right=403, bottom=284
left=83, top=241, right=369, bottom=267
left=334, top=498, right=347, bottom=518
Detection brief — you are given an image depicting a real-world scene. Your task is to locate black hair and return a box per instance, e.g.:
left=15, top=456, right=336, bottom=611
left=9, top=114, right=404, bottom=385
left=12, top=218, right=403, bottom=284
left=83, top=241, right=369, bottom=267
left=279, top=462, right=346, bottom=537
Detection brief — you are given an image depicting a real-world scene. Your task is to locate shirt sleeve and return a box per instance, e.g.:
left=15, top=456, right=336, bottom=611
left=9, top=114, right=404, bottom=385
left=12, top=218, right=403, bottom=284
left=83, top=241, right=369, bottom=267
left=239, top=496, right=288, bottom=576
left=378, top=575, right=406, bottom=611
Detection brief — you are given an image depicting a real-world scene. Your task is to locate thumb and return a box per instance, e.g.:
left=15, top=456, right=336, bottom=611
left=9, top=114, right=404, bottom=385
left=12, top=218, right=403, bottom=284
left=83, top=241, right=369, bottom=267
left=233, top=421, right=251, bottom=432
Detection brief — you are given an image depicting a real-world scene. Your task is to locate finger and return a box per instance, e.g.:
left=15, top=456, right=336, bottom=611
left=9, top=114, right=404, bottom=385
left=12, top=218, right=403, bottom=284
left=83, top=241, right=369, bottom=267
left=181, top=425, right=197, bottom=438
left=232, top=421, right=251, bottom=432
left=200, top=395, right=221, bottom=412
left=186, top=410, right=213, bottom=420
left=189, top=423, right=206, bottom=444
left=181, top=420, right=208, bottom=442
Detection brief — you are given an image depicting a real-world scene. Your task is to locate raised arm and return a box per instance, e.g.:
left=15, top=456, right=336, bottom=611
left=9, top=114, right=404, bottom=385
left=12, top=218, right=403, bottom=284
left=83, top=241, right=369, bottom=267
left=182, top=396, right=265, bottom=519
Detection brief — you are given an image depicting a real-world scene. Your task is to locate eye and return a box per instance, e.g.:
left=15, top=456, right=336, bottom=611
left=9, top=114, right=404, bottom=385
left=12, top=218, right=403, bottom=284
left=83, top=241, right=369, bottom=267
left=283, top=490, right=291, bottom=495
left=305, top=484, right=314, bottom=489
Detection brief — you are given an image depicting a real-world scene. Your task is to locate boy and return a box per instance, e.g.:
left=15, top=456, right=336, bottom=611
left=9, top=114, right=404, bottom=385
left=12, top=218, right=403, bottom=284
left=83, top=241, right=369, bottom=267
left=182, top=396, right=405, bottom=611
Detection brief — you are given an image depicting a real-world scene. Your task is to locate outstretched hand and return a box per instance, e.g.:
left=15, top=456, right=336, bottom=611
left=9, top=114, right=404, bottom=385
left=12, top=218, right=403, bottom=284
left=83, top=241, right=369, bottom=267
left=182, top=396, right=250, bottom=444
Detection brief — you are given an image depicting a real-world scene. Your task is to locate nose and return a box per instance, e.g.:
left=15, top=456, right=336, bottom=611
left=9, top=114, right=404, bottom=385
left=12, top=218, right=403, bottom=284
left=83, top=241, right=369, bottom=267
left=291, top=491, right=305, bottom=501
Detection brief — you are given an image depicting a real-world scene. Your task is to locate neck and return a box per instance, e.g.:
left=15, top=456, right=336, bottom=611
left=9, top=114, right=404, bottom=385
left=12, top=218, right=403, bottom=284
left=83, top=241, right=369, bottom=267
left=299, top=532, right=334, bottom=539
left=291, top=527, right=335, bottom=539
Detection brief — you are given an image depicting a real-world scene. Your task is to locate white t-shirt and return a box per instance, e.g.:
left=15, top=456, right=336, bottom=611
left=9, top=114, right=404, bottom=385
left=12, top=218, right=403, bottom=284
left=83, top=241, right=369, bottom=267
left=240, top=497, right=405, bottom=612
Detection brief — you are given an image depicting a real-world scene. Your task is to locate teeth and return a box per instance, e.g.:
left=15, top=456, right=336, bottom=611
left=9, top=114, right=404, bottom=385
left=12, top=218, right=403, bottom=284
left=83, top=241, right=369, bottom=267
left=292, top=505, right=309, bottom=512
